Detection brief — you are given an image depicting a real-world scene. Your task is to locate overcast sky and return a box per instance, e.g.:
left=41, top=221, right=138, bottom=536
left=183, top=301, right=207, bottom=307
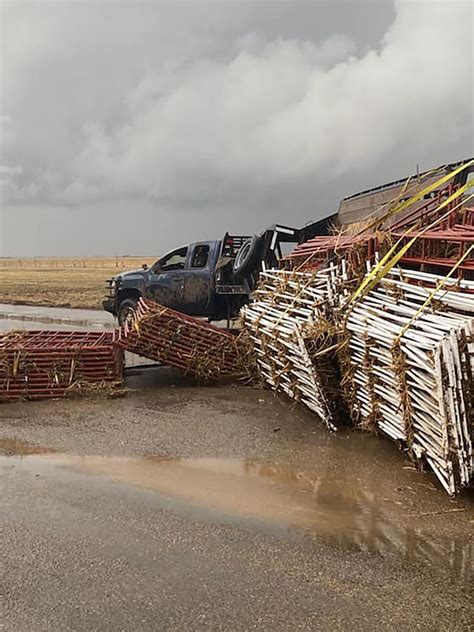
left=0, top=0, right=472, bottom=257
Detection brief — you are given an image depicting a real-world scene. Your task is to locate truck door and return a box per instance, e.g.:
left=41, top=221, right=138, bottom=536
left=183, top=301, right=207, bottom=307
left=181, top=242, right=214, bottom=316
left=145, top=246, right=187, bottom=310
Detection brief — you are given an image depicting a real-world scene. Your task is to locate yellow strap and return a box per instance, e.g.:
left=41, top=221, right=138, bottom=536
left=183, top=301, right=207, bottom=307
left=355, top=169, right=434, bottom=235
left=349, top=184, right=473, bottom=304
left=363, top=159, right=473, bottom=230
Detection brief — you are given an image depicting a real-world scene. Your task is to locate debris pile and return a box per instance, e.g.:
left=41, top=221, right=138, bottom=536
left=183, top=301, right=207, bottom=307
left=389, top=187, right=473, bottom=278
left=241, top=266, right=348, bottom=429
left=242, top=259, right=473, bottom=493
left=340, top=268, right=473, bottom=495
left=282, top=233, right=377, bottom=274
left=241, top=160, right=473, bottom=494
left=392, top=227, right=473, bottom=279
left=114, top=298, right=244, bottom=382
left=0, top=330, right=123, bottom=402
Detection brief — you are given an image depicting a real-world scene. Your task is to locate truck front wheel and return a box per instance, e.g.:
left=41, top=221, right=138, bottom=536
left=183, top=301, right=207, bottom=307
left=117, top=298, right=138, bottom=326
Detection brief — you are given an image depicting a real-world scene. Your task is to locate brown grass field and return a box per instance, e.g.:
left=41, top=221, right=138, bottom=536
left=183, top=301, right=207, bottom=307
left=0, top=257, right=155, bottom=309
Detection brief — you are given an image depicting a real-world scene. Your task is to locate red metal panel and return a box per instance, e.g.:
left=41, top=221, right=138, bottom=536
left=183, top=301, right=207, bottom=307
left=284, top=195, right=473, bottom=278
left=282, top=234, right=376, bottom=273
left=0, top=330, right=123, bottom=402
left=114, top=299, right=243, bottom=382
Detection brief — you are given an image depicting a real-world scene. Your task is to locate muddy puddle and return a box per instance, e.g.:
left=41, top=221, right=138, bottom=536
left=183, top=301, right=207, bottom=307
left=1, top=445, right=472, bottom=580
left=0, top=437, right=58, bottom=456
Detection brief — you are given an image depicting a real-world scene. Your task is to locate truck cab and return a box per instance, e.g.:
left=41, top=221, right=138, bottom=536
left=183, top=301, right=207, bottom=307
left=103, top=236, right=249, bottom=324
left=146, top=241, right=218, bottom=316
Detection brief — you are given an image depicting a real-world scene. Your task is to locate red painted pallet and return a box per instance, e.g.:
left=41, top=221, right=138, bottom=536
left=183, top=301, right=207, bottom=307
left=0, top=330, right=123, bottom=402
left=114, top=299, right=242, bottom=382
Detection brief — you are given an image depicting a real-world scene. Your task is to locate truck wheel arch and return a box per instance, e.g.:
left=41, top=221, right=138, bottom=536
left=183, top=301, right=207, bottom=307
left=117, top=288, right=141, bottom=304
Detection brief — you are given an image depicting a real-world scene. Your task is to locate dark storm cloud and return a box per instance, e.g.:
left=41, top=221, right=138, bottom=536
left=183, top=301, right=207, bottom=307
left=0, top=1, right=472, bottom=256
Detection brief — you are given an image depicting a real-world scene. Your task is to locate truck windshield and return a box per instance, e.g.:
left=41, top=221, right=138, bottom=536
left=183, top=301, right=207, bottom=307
left=155, top=247, right=188, bottom=272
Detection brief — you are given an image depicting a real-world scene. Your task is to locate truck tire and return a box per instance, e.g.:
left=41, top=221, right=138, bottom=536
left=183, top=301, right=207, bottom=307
left=118, top=298, right=138, bottom=326
left=233, top=235, right=263, bottom=279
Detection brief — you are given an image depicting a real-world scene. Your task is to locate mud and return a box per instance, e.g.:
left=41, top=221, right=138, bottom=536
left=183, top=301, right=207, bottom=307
left=0, top=437, right=58, bottom=456
left=2, top=373, right=474, bottom=631
left=2, top=446, right=472, bottom=581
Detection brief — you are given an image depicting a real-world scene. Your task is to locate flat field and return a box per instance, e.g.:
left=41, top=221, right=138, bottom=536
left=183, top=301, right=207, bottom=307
left=0, top=257, right=154, bottom=309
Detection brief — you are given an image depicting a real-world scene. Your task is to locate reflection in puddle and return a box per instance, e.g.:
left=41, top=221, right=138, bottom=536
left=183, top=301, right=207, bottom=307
left=2, top=451, right=472, bottom=581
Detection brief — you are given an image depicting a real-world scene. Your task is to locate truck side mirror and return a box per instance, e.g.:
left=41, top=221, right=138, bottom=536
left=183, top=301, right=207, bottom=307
left=142, top=263, right=149, bottom=270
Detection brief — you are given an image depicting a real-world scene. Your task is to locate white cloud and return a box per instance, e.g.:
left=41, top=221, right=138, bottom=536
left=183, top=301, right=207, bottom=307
left=57, top=0, right=471, bottom=209
left=0, top=1, right=472, bottom=228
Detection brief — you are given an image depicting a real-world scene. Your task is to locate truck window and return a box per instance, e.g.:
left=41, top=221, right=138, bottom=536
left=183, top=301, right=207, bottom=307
left=159, top=247, right=188, bottom=271
left=191, top=244, right=209, bottom=268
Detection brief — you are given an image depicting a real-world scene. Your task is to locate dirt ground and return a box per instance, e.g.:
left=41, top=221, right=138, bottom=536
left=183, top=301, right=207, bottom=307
left=0, top=257, right=154, bottom=309
left=1, top=368, right=473, bottom=631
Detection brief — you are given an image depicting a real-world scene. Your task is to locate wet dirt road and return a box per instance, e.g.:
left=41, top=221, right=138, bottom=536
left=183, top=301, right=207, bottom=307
left=0, top=305, right=473, bottom=629
left=0, top=302, right=115, bottom=329
left=1, top=367, right=473, bottom=631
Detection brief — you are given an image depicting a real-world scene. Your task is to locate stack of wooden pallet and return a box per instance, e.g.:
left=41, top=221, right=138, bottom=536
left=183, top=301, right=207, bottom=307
left=342, top=268, right=474, bottom=494
left=114, top=298, right=243, bottom=382
left=0, top=330, right=123, bottom=402
left=241, top=266, right=348, bottom=430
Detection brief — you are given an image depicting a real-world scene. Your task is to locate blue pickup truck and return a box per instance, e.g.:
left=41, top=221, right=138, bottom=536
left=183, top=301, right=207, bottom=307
left=103, top=233, right=255, bottom=324
left=103, top=219, right=335, bottom=324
